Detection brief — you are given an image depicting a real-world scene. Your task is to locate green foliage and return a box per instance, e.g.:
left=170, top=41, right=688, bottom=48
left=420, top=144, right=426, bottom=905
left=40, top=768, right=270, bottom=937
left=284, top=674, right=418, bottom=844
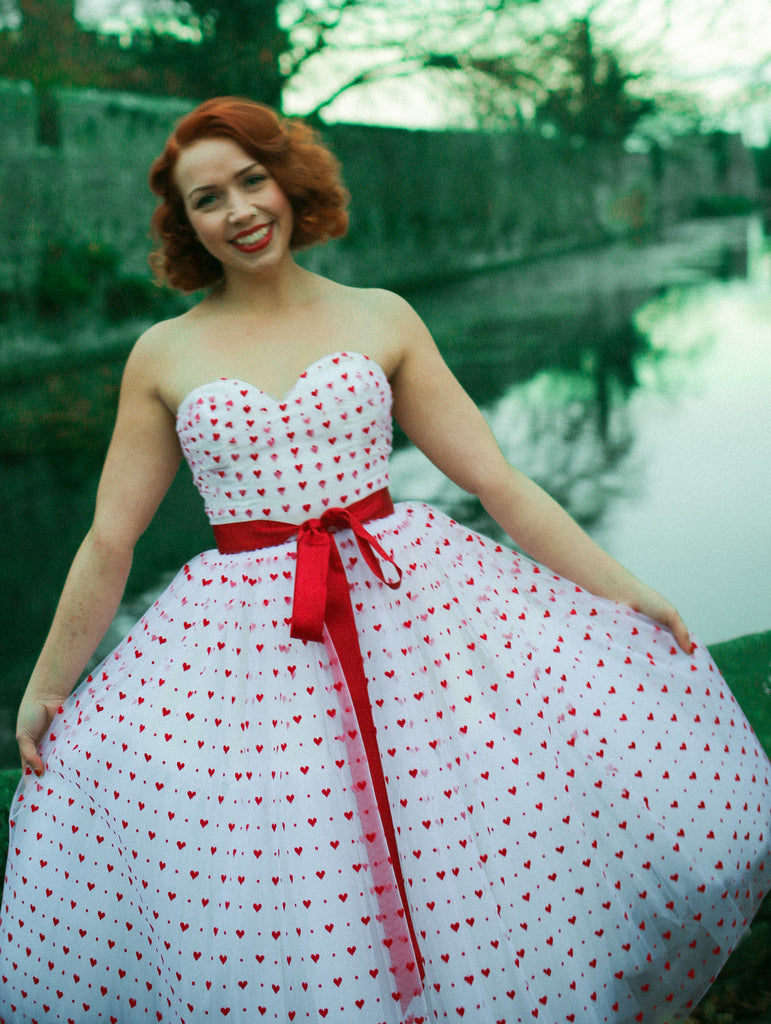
left=709, top=631, right=771, bottom=757
left=103, top=274, right=185, bottom=323
left=0, top=341, right=129, bottom=458
left=1, top=234, right=187, bottom=331
left=0, top=0, right=288, bottom=109
left=0, top=769, right=20, bottom=887
left=693, top=196, right=758, bottom=217
left=448, top=16, right=661, bottom=144
left=35, top=238, right=120, bottom=318
left=752, top=143, right=771, bottom=190
left=534, top=19, right=656, bottom=143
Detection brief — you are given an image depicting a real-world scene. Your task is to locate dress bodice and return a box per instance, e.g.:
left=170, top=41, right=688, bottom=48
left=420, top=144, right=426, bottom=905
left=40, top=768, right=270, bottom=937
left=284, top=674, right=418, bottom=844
left=176, top=350, right=393, bottom=525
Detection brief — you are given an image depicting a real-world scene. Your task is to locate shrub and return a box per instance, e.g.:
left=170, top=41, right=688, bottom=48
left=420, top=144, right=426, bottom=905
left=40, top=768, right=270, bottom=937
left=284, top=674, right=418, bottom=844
left=35, top=238, right=120, bottom=317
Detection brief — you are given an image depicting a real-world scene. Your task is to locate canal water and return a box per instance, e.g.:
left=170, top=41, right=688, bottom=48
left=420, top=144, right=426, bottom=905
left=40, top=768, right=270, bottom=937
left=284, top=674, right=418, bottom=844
left=392, top=229, right=771, bottom=645
left=593, top=277, right=771, bottom=643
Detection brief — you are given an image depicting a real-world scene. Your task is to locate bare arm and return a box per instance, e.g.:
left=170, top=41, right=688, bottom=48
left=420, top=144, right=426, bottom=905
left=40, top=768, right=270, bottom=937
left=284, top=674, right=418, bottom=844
left=16, top=336, right=182, bottom=776
left=388, top=298, right=693, bottom=654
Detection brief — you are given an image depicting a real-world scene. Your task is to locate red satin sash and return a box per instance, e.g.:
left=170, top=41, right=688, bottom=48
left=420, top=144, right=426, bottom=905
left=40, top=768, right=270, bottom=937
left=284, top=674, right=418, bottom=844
left=213, top=488, right=425, bottom=1007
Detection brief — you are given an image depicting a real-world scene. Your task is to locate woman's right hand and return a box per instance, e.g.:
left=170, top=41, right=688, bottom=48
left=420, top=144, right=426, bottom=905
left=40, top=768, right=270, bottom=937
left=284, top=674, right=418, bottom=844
left=16, top=692, right=61, bottom=778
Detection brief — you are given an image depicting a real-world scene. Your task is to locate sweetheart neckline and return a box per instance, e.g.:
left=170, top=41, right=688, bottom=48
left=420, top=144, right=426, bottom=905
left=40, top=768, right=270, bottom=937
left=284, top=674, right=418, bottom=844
left=175, top=350, right=386, bottom=420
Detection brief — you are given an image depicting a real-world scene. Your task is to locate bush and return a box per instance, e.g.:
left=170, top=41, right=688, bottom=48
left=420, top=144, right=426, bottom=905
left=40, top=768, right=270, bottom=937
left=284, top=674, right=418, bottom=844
left=35, top=238, right=120, bottom=317
left=693, top=195, right=758, bottom=217
left=104, top=274, right=185, bottom=322
left=0, top=768, right=20, bottom=886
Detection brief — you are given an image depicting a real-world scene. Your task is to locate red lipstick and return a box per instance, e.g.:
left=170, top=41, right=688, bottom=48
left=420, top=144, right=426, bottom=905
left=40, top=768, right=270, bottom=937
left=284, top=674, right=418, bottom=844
left=230, top=223, right=273, bottom=252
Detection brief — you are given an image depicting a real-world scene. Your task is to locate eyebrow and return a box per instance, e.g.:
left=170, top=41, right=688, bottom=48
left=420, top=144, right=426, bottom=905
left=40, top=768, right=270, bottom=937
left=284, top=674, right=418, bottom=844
left=186, top=161, right=264, bottom=200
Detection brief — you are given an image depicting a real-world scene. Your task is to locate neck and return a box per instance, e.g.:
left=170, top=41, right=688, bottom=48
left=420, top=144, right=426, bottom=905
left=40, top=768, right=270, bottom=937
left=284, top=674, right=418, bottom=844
left=213, top=256, right=314, bottom=316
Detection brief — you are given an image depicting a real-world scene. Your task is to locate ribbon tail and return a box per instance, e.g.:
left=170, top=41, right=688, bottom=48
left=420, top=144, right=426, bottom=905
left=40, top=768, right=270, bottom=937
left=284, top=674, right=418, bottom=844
left=350, top=522, right=402, bottom=591
left=290, top=525, right=332, bottom=642
left=323, top=538, right=424, bottom=1008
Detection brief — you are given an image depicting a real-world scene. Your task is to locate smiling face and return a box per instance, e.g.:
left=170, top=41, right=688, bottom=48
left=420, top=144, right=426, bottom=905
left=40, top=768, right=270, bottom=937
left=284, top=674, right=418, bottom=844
left=174, top=136, right=295, bottom=280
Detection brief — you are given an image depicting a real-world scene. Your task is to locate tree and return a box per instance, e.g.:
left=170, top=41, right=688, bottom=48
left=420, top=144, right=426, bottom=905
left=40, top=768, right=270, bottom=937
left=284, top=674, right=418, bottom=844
left=0, top=0, right=87, bottom=91
left=0, top=0, right=702, bottom=145
left=414, top=14, right=660, bottom=142
left=0, top=0, right=542, bottom=114
left=533, top=18, right=656, bottom=142
left=110, top=0, right=291, bottom=108
left=0, top=0, right=289, bottom=102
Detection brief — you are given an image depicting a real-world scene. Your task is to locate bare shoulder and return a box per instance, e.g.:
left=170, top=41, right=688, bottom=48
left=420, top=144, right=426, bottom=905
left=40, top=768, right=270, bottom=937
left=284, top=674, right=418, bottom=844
left=116, top=316, right=187, bottom=409
left=323, top=283, right=432, bottom=373
left=364, top=288, right=434, bottom=349
left=339, top=284, right=423, bottom=325
left=134, top=309, right=196, bottom=354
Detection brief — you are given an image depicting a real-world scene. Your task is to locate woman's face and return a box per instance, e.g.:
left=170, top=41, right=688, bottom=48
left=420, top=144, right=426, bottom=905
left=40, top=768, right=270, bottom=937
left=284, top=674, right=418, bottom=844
left=174, top=136, right=294, bottom=277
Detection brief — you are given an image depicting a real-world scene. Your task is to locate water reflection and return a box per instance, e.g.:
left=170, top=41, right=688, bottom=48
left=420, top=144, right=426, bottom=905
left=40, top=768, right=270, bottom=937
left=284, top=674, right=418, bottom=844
left=390, top=366, right=633, bottom=535
left=595, top=277, right=771, bottom=644
left=391, top=272, right=771, bottom=645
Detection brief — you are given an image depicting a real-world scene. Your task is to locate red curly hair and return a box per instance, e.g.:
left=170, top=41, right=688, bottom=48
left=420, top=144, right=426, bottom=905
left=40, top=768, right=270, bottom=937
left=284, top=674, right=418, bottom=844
left=148, top=97, right=350, bottom=292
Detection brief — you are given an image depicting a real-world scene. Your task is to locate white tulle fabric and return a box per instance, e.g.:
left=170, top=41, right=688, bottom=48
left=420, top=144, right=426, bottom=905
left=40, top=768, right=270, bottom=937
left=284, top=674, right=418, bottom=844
left=1, top=351, right=769, bottom=1024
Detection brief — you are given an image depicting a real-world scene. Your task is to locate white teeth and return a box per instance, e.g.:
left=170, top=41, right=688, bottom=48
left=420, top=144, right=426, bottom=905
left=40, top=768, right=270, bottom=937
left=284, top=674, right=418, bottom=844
left=233, top=225, right=270, bottom=246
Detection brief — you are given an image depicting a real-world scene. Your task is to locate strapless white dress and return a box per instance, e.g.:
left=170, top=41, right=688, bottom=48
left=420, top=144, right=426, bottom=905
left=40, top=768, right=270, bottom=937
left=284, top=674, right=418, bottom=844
left=1, top=351, right=769, bottom=1024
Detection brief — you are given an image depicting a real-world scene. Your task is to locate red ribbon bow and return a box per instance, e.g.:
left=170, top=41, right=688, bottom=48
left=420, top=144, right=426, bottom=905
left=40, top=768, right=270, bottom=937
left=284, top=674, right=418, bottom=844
left=289, top=501, right=402, bottom=642
left=213, top=489, right=424, bottom=1007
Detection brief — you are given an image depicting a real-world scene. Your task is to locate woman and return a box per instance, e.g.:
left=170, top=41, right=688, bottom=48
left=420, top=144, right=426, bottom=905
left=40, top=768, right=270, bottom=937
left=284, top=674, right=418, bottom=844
left=2, top=97, right=769, bottom=1024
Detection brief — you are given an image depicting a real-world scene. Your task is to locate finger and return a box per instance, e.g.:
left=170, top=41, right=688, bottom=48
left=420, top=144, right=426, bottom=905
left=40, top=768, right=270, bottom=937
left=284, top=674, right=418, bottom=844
left=18, top=737, right=45, bottom=778
left=671, top=615, right=694, bottom=655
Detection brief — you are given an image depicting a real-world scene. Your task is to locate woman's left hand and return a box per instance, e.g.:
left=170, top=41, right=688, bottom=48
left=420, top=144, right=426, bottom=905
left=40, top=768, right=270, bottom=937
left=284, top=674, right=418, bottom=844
left=629, top=586, right=694, bottom=655
left=16, top=691, right=61, bottom=778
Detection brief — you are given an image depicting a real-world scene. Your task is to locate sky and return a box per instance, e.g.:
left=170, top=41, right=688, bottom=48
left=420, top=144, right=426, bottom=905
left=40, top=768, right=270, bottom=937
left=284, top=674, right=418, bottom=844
left=74, top=0, right=771, bottom=144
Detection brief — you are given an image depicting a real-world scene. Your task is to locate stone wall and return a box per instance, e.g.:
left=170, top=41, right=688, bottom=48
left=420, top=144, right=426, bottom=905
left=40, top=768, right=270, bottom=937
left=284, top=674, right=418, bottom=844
left=0, top=83, right=192, bottom=297
left=0, top=80, right=760, bottom=297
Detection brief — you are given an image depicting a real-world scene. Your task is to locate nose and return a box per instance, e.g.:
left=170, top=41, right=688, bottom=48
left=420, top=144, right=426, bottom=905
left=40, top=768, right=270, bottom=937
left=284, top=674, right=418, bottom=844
left=227, top=190, right=256, bottom=221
